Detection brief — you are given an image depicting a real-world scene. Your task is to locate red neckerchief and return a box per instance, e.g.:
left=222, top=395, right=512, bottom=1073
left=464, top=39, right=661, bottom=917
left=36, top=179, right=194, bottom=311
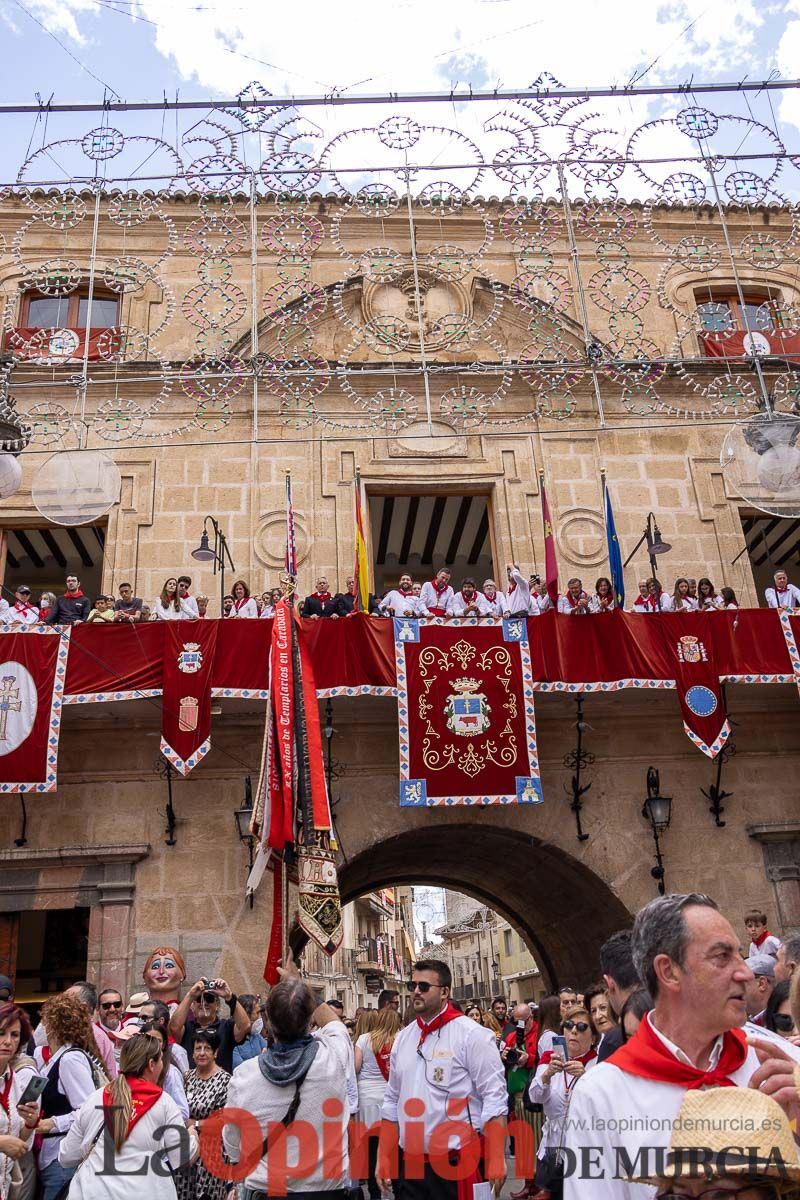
left=65, top=589, right=84, bottom=599
left=376, top=1043, right=392, bottom=1082
left=646, top=593, right=660, bottom=611
left=41, top=1046, right=52, bottom=1065
left=460, top=592, right=476, bottom=606
left=507, top=582, right=517, bottom=595
left=752, top=930, right=772, bottom=948
left=0, top=1069, right=12, bottom=1115
left=608, top=1016, right=747, bottom=1089
left=14, top=601, right=33, bottom=613
left=432, top=579, right=449, bottom=597
left=567, top=590, right=587, bottom=609
left=634, top=595, right=648, bottom=609
left=103, top=1076, right=162, bottom=1136
left=398, top=587, right=413, bottom=597
left=539, top=1047, right=596, bottom=1068
left=417, top=1001, right=463, bottom=1046
left=234, top=597, right=248, bottom=611
left=314, top=592, right=332, bottom=603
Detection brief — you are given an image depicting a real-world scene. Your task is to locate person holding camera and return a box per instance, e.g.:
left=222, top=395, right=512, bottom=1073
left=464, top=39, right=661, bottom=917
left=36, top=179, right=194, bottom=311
left=168, top=978, right=250, bottom=1076
left=501, top=1004, right=539, bottom=1200
left=526, top=1004, right=597, bottom=1200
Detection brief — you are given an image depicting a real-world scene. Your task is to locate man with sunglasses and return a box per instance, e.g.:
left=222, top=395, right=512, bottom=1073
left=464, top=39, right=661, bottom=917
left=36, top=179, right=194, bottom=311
left=96, top=989, right=124, bottom=1033
left=169, top=976, right=251, bottom=1074
left=377, top=959, right=508, bottom=1200
left=563, top=894, right=800, bottom=1200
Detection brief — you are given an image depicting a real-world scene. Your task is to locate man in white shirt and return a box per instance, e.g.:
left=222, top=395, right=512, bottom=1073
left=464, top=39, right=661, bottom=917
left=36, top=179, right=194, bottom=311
left=378, top=958, right=507, bottom=1200
left=482, top=579, right=507, bottom=617
left=557, top=578, right=590, bottom=615
left=564, top=893, right=772, bottom=1200
left=7, top=584, right=39, bottom=624
left=765, top=569, right=800, bottom=610
left=447, top=578, right=491, bottom=618
left=420, top=569, right=454, bottom=618
left=176, top=575, right=199, bottom=618
left=380, top=574, right=427, bottom=618
left=506, top=565, right=542, bottom=616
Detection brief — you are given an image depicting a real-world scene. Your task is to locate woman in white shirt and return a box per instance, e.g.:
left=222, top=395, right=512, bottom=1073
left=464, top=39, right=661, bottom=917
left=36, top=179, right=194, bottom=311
left=58, top=1031, right=195, bottom=1200
left=589, top=577, right=615, bottom=613
left=35, top=994, right=108, bottom=1200
left=527, top=1004, right=597, bottom=1196
left=697, top=577, right=723, bottom=611
left=0, top=1003, right=40, bottom=1200
left=153, top=578, right=183, bottom=621
left=227, top=580, right=258, bottom=619
left=661, top=578, right=698, bottom=613
left=720, top=586, right=739, bottom=610
left=354, top=1007, right=401, bottom=1199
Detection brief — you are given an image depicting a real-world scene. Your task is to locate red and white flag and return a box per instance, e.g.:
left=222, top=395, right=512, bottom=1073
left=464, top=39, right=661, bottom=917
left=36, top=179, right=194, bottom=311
left=0, top=626, right=70, bottom=794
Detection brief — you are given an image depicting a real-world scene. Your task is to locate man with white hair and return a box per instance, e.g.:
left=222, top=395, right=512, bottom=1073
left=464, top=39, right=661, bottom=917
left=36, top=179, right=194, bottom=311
left=765, top=568, right=800, bottom=610
left=564, top=893, right=763, bottom=1200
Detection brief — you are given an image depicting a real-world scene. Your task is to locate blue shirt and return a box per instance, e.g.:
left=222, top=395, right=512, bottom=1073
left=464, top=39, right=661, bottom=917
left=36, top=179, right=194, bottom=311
left=232, top=1030, right=267, bottom=1070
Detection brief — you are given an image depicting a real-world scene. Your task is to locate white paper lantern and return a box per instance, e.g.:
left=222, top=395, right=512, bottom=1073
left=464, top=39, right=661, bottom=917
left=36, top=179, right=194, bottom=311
left=32, top=450, right=121, bottom=526
left=0, top=452, right=22, bottom=499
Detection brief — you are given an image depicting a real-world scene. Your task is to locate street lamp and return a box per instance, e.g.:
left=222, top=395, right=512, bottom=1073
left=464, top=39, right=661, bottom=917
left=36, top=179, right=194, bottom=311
left=191, top=515, right=235, bottom=612
left=623, top=512, right=672, bottom=607
left=234, top=776, right=256, bottom=909
left=641, top=766, right=672, bottom=895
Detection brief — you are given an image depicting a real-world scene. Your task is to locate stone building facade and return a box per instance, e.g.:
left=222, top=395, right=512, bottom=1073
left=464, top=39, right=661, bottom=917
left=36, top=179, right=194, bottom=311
left=0, top=190, right=798, bottom=1006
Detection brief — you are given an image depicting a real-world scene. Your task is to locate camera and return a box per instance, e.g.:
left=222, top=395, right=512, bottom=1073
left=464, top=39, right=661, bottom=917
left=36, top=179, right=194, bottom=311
left=505, top=1046, right=520, bottom=1067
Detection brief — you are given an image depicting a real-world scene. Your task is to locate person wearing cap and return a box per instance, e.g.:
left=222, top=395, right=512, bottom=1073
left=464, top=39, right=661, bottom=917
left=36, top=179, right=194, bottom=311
left=632, top=1085, right=800, bottom=1197
left=8, top=585, right=39, bottom=625
left=744, top=954, right=777, bottom=1028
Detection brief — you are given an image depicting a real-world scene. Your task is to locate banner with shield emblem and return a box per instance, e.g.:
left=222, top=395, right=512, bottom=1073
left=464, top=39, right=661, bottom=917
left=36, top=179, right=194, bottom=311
left=394, top=617, right=542, bottom=806
left=160, top=620, right=219, bottom=774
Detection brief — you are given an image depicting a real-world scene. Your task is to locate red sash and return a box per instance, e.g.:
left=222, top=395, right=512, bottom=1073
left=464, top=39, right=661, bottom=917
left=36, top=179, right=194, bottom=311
left=233, top=598, right=249, bottom=612
left=103, top=1076, right=162, bottom=1136
left=0, top=1070, right=13, bottom=1115
left=417, top=1001, right=463, bottom=1046
left=375, top=1043, right=392, bottom=1082
left=608, top=1017, right=747, bottom=1089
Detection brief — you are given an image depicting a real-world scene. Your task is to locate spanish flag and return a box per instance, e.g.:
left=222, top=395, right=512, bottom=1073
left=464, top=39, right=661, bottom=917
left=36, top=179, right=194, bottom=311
left=354, top=471, right=370, bottom=612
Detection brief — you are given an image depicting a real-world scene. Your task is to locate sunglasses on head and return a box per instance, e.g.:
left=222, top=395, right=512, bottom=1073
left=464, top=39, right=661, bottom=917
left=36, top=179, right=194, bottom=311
left=100, top=1000, right=122, bottom=1010
left=562, top=1020, right=590, bottom=1033
left=406, top=980, right=442, bottom=993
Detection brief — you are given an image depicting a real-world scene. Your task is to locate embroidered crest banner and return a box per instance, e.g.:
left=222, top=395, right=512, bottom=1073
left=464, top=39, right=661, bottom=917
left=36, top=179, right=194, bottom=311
left=650, top=612, right=731, bottom=758
left=160, top=620, right=219, bottom=774
left=394, top=617, right=542, bottom=806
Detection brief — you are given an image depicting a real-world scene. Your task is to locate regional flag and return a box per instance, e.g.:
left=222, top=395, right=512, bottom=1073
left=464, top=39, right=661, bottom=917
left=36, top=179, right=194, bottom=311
left=540, top=476, right=559, bottom=605
left=353, top=471, right=370, bottom=612
left=604, top=479, right=625, bottom=608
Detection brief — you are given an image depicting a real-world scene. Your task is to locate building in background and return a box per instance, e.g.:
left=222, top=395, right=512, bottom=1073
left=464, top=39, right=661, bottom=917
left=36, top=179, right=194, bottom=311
left=496, top=916, right=545, bottom=1004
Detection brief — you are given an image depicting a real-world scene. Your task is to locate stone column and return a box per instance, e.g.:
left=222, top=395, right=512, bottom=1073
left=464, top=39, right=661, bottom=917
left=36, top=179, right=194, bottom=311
left=747, top=823, right=800, bottom=933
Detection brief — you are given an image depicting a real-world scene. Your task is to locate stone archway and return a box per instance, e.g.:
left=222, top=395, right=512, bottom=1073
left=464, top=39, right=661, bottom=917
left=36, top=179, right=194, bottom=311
left=337, top=823, right=632, bottom=988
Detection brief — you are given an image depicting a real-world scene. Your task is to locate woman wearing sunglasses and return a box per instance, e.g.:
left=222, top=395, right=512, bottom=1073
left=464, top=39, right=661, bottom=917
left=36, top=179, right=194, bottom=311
left=527, top=1005, right=597, bottom=1200
left=764, top=981, right=797, bottom=1041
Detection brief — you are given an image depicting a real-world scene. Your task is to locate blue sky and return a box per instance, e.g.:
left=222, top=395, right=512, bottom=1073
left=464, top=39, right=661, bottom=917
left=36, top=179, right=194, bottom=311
left=1, top=0, right=799, bottom=188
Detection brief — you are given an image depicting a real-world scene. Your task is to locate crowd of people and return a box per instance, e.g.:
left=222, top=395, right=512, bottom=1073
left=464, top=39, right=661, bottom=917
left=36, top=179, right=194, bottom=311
left=0, top=903, right=798, bottom=1200
left=2, top=566, right=798, bottom=627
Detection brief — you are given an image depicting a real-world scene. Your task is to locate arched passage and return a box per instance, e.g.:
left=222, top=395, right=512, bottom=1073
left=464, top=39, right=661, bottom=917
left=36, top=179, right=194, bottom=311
left=337, top=823, right=632, bottom=988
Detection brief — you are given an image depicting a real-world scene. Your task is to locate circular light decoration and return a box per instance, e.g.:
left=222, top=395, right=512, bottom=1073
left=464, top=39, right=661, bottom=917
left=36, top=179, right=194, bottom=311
left=32, top=450, right=121, bottom=527
left=720, top=415, right=800, bottom=519
left=684, top=686, right=718, bottom=718
left=0, top=453, right=22, bottom=499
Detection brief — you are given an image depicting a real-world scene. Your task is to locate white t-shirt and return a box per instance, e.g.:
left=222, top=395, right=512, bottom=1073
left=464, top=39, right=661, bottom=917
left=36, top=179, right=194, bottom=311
left=356, top=1034, right=387, bottom=1083
left=228, top=597, right=258, bottom=618
left=765, top=583, right=800, bottom=609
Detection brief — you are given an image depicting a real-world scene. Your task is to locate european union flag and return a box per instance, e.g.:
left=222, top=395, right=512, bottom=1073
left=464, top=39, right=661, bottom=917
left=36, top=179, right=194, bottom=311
left=605, top=483, right=625, bottom=608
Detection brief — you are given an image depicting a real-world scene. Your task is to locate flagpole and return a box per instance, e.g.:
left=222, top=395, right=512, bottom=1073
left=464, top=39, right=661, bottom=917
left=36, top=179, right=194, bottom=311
left=280, top=468, right=297, bottom=969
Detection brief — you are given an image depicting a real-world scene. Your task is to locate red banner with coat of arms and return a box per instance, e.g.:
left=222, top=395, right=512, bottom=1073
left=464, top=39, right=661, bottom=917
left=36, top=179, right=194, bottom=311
left=394, top=617, right=542, bottom=805
left=0, top=626, right=69, bottom=793
left=160, top=621, right=219, bottom=775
